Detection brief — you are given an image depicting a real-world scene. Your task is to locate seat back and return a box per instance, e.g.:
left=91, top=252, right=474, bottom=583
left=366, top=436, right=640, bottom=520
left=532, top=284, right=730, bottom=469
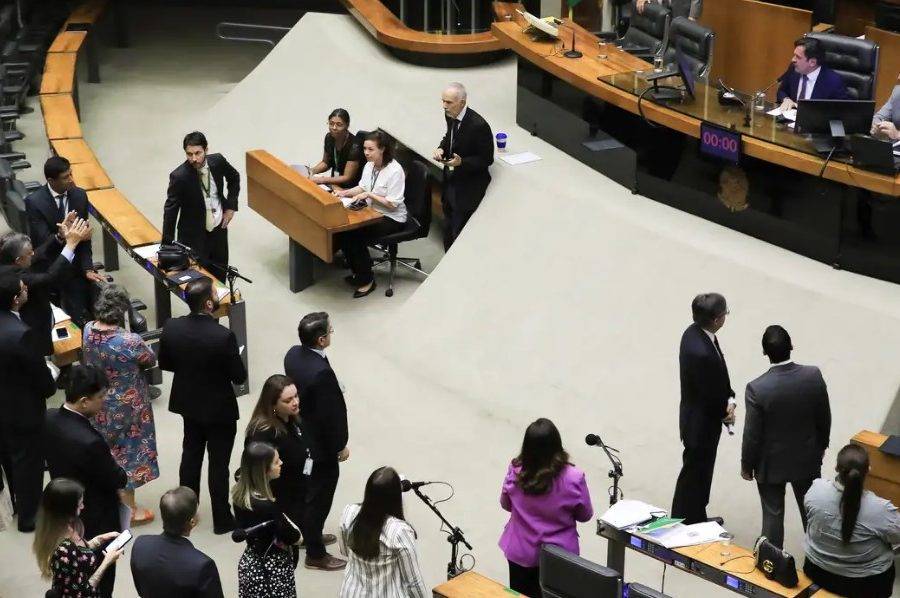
left=622, top=1, right=670, bottom=55
left=3, top=186, right=27, bottom=234
left=664, top=16, right=715, bottom=80
left=540, top=544, right=623, bottom=598
left=402, top=160, right=431, bottom=241
left=804, top=32, right=879, bottom=101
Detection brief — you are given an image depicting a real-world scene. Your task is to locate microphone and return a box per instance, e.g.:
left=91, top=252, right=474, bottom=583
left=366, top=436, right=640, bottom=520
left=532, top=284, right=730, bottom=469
left=231, top=520, right=274, bottom=543
left=585, top=433, right=602, bottom=446
left=400, top=479, right=432, bottom=492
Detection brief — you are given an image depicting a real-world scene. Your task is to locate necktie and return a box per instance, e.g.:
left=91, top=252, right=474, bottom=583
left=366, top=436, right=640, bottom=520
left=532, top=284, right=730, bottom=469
left=201, top=169, right=215, bottom=232
left=56, top=192, right=67, bottom=223
left=798, top=74, right=809, bottom=101
left=713, top=337, right=725, bottom=361
left=449, top=118, right=460, bottom=154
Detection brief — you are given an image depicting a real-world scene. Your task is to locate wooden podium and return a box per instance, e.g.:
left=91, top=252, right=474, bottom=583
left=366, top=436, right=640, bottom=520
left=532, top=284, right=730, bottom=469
left=852, top=430, right=900, bottom=506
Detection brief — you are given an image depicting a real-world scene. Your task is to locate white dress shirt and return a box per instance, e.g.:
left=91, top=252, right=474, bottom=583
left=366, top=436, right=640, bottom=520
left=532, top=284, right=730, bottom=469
left=359, top=160, right=407, bottom=223
left=199, top=162, right=223, bottom=230
left=51, top=187, right=67, bottom=215
left=798, top=66, right=821, bottom=101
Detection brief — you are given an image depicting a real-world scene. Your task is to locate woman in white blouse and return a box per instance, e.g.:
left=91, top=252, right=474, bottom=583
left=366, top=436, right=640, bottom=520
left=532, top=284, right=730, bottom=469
left=339, top=466, right=428, bottom=598
left=336, top=129, right=407, bottom=298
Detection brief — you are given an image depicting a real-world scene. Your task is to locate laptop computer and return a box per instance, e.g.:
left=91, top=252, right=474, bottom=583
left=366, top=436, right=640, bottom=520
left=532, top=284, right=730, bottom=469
left=849, top=134, right=900, bottom=175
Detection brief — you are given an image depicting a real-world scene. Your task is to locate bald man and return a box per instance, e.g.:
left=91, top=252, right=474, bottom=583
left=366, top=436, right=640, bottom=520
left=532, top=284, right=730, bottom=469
left=433, top=83, right=494, bottom=250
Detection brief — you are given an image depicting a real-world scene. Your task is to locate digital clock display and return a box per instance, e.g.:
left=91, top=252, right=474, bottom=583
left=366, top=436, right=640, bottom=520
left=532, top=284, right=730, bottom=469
left=700, top=121, right=741, bottom=164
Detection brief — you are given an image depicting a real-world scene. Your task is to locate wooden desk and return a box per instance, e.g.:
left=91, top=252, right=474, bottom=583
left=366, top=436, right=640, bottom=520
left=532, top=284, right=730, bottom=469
left=852, top=430, right=900, bottom=507
left=71, top=160, right=112, bottom=191
left=865, top=26, right=900, bottom=109
left=48, top=30, right=87, bottom=53
left=40, top=53, right=78, bottom=95
left=88, top=189, right=161, bottom=248
left=39, top=94, right=82, bottom=140
left=51, top=138, right=99, bottom=165
left=246, top=149, right=383, bottom=291
left=433, top=571, right=522, bottom=597
left=52, top=319, right=82, bottom=367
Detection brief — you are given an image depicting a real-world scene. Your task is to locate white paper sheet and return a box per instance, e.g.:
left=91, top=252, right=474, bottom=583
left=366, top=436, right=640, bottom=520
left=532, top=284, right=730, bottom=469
left=637, top=521, right=728, bottom=548
left=767, top=107, right=797, bottom=121
left=499, top=151, right=542, bottom=166
left=599, top=499, right=666, bottom=529
left=52, top=305, right=68, bottom=325
left=133, top=243, right=161, bottom=261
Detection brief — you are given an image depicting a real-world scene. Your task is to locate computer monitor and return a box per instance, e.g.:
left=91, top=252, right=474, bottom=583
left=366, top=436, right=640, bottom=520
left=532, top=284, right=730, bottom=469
left=796, top=99, right=875, bottom=137
left=644, top=50, right=695, bottom=101
left=540, top=544, right=623, bottom=598
left=675, top=51, right=695, bottom=99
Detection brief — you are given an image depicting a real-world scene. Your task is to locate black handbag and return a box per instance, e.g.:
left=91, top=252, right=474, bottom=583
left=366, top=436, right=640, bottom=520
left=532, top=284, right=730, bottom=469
left=156, top=243, right=189, bottom=271
left=753, top=535, right=799, bottom=587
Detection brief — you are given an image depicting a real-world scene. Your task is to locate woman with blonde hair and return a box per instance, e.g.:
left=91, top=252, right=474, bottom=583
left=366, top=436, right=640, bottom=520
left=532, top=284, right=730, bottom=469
left=232, top=441, right=301, bottom=598
left=32, top=478, right=122, bottom=597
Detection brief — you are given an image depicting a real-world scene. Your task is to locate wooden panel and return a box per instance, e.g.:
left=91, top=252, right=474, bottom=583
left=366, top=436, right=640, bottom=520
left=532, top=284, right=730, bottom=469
left=40, top=94, right=82, bottom=140
left=88, top=188, right=162, bottom=248
left=248, top=179, right=336, bottom=262
left=41, top=53, right=78, bottom=95
left=677, top=542, right=813, bottom=597
left=51, top=138, right=98, bottom=165
left=835, top=0, right=876, bottom=36
left=865, top=26, right=900, bottom=109
left=491, top=21, right=900, bottom=196
left=340, top=0, right=505, bottom=54
left=699, top=0, right=812, bottom=102
left=49, top=31, right=87, bottom=53
left=52, top=319, right=82, bottom=367
left=852, top=430, right=900, bottom=507
left=433, top=571, right=518, bottom=597
left=71, top=160, right=112, bottom=191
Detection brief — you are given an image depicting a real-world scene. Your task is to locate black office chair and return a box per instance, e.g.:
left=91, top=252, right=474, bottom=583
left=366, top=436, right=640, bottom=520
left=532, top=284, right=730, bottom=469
left=627, top=582, right=673, bottom=598
left=369, top=160, right=431, bottom=297
left=540, top=544, right=623, bottom=598
left=597, top=1, right=670, bottom=61
left=803, top=32, right=879, bottom=101
left=876, top=1, right=900, bottom=32
left=663, top=16, right=715, bottom=80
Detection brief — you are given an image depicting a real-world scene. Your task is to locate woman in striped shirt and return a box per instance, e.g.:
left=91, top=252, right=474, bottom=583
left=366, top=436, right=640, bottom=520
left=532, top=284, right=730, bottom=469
left=339, top=466, right=428, bottom=597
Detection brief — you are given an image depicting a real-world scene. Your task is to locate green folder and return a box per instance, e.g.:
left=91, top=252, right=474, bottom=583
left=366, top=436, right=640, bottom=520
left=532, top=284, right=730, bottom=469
left=637, top=516, right=684, bottom=533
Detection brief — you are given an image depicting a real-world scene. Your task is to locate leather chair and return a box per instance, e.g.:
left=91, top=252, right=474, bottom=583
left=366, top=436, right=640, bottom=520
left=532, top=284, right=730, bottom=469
left=370, top=160, right=431, bottom=297
left=597, top=1, right=671, bottom=61
left=663, top=16, right=715, bottom=80
left=803, top=32, right=879, bottom=101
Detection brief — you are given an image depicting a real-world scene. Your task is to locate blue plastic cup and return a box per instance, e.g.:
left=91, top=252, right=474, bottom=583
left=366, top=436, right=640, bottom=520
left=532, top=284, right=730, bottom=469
left=495, top=132, right=508, bottom=151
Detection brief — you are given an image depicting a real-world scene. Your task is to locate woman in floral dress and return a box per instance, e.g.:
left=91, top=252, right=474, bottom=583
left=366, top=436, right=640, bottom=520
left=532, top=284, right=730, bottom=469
left=82, top=284, right=159, bottom=524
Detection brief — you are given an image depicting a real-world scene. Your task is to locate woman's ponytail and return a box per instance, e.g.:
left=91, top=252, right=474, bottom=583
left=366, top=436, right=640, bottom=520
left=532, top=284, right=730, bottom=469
left=836, top=444, right=869, bottom=544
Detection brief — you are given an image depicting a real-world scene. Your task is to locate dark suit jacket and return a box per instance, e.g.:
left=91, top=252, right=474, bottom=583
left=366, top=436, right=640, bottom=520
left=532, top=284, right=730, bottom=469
left=679, top=323, right=734, bottom=448
left=283, top=346, right=348, bottom=462
left=25, top=184, right=93, bottom=273
left=776, top=65, right=850, bottom=103
left=43, top=407, right=127, bottom=537
left=0, top=236, right=71, bottom=356
left=741, top=362, right=831, bottom=484
left=131, top=533, right=224, bottom=598
left=438, top=107, right=494, bottom=211
left=0, top=310, right=56, bottom=432
left=158, top=313, right=247, bottom=424
left=162, top=154, right=240, bottom=254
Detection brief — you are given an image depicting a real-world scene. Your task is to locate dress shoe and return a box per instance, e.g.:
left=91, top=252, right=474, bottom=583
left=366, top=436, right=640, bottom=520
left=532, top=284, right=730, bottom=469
left=300, top=534, right=337, bottom=549
left=352, top=281, right=377, bottom=298
left=304, top=554, right=347, bottom=571
left=18, top=521, right=35, bottom=533
left=213, top=521, right=235, bottom=535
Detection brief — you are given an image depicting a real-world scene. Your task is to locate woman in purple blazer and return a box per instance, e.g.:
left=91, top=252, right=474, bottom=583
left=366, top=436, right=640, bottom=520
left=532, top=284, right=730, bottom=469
left=499, top=418, right=594, bottom=597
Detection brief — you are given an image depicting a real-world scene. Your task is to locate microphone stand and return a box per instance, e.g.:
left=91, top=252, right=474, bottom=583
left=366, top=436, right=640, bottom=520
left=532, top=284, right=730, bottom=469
left=553, top=19, right=582, bottom=58
left=171, top=240, right=253, bottom=302
left=591, top=435, right=626, bottom=575
left=412, top=487, right=472, bottom=580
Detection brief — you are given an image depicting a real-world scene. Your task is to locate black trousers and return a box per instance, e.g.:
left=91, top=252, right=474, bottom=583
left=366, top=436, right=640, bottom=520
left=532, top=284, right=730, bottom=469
left=804, top=559, right=895, bottom=598
left=0, top=428, right=14, bottom=509
left=179, top=417, right=236, bottom=530
left=672, top=433, right=721, bottom=524
left=508, top=560, right=541, bottom=598
left=0, top=427, right=43, bottom=530
left=757, top=477, right=815, bottom=548
left=339, top=218, right=403, bottom=285
left=60, top=272, right=93, bottom=327
left=198, top=227, right=229, bottom=282
left=441, top=183, right=481, bottom=251
left=304, top=460, right=339, bottom=559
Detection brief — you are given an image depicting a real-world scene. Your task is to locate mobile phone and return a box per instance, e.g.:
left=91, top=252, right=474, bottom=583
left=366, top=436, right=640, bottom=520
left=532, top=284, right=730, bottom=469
left=56, top=327, right=69, bottom=339
left=103, top=529, right=133, bottom=554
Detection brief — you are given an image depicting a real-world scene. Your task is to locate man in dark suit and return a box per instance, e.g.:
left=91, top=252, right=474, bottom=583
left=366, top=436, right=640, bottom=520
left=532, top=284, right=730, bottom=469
left=671, top=293, right=735, bottom=525
left=44, top=365, right=127, bottom=597
left=776, top=37, right=850, bottom=111
left=284, top=311, right=348, bottom=571
left=0, top=272, right=56, bottom=532
left=25, top=156, right=102, bottom=326
left=741, top=325, right=831, bottom=548
left=0, top=217, right=92, bottom=356
left=163, top=131, right=240, bottom=282
left=159, top=276, right=246, bottom=534
left=433, top=83, right=494, bottom=250
left=131, top=486, right=224, bottom=598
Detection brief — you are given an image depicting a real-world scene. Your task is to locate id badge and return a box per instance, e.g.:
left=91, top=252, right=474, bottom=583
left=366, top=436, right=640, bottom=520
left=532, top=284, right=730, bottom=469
left=303, top=458, right=313, bottom=476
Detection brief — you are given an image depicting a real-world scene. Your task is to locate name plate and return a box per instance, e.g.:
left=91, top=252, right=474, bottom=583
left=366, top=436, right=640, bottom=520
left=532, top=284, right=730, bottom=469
left=700, top=121, right=741, bottom=164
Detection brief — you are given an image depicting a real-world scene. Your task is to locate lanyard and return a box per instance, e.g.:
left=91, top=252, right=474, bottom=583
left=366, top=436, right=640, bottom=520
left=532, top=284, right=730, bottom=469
left=332, top=134, right=349, bottom=175
left=370, top=165, right=381, bottom=191
left=199, top=169, right=210, bottom=198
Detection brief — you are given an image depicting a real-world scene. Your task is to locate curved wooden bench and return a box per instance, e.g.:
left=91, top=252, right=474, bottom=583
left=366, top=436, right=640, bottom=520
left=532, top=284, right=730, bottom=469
left=40, top=53, right=77, bottom=95
left=39, top=94, right=82, bottom=140
left=48, top=30, right=87, bottom=53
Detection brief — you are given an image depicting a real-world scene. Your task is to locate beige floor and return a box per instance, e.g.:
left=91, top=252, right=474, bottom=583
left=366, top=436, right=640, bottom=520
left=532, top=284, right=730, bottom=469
left=2, top=4, right=900, bottom=598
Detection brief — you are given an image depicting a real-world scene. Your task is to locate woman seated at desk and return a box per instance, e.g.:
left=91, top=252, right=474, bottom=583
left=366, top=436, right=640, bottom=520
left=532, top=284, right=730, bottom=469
left=310, top=108, right=364, bottom=189
left=336, top=129, right=406, bottom=299
left=803, top=443, right=900, bottom=598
